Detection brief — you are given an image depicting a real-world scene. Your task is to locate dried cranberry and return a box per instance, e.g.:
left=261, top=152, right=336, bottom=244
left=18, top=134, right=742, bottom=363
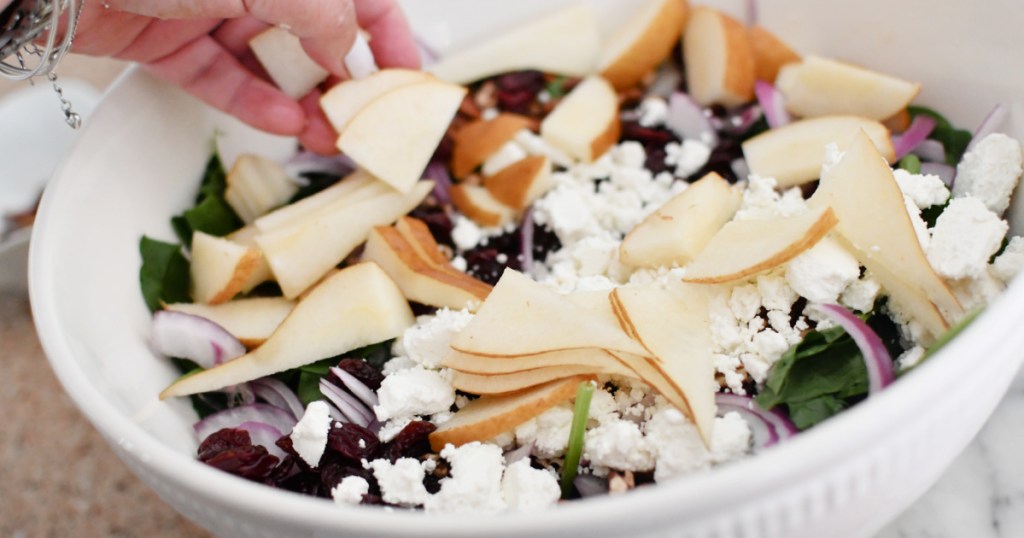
left=334, top=358, right=385, bottom=391
left=620, top=121, right=678, bottom=147
left=464, top=248, right=506, bottom=285
left=198, top=429, right=279, bottom=481
left=278, top=469, right=322, bottom=496
left=320, top=463, right=378, bottom=496
left=494, top=70, right=545, bottom=94
left=327, top=422, right=381, bottom=462
left=529, top=224, right=562, bottom=264
left=376, top=421, right=437, bottom=463
left=197, top=428, right=252, bottom=461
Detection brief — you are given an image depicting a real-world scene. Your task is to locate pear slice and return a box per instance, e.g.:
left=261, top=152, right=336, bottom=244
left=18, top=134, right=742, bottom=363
left=165, top=297, right=295, bottom=348
left=394, top=216, right=453, bottom=267
left=451, top=114, right=533, bottom=179
left=428, top=376, right=587, bottom=451
left=256, top=181, right=433, bottom=299
left=161, top=262, right=414, bottom=398
left=224, top=154, right=299, bottom=224
left=451, top=269, right=649, bottom=358
left=810, top=130, right=961, bottom=336
left=540, top=75, right=620, bottom=163
left=253, top=170, right=383, bottom=234
left=620, top=172, right=741, bottom=268
left=683, top=206, right=838, bottom=284
left=776, top=56, right=921, bottom=121
left=483, top=155, right=554, bottom=210
left=611, top=284, right=716, bottom=445
left=748, top=25, right=801, bottom=84
left=225, top=225, right=274, bottom=293
left=742, top=115, right=895, bottom=188
left=682, top=7, right=755, bottom=107
left=320, top=69, right=433, bottom=134
left=338, top=80, right=466, bottom=193
left=428, top=4, right=600, bottom=84
left=452, top=362, right=633, bottom=395
left=362, top=226, right=490, bottom=311
left=190, top=232, right=261, bottom=305
left=249, top=26, right=329, bottom=99
left=450, top=183, right=517, bottom=227
left=598, top=0, right=689, bottom=90
left=442, top=348, right=627, bottom=375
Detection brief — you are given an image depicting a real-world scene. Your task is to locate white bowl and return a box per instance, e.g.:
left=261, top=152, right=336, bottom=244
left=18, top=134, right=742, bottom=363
left=30, top=1, right=1024, bottom=536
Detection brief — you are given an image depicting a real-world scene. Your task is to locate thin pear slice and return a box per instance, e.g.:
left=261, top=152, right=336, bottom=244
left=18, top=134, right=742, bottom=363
left=190, top=232, right=261, bottom=305
left=226, top=225, right=274, bottom=292
left=450, top=183, right=517, bottom=227
left=748, top=25, right=801, bottom=84
left=810, top=130, right=961, bottom=336
left=428, top=5, right=600, bottom=84
left=540, top=75, right=620, bottom=163
left=428, top=376, right=587, bottom=451
left=612, top=284, right=716, bottom=445
left=776, top=56, right=921, bottom=121
left=249, top=26, right=329, bottom=99
left=161, top=262, right=413, bottom=398
left=256, top=181, right=433, bottom=298
left=338, top=80, right=466, bottom=193
left=320, top=69, right=433, bottom=134
left=224, top=154, right=299, bottom=223
left=683, top=7, right=755, bottom=107
left=451, top=114, right=533, bottom=179
left=394, top=216, right=454, bottom=267
left=598, top=0, right=689, bottom=90
left=742, top=115, right=895, bottom=188
left=452, top=362, right=633, bottom=395
left=451, top=269, right=648, bottom=358
left=683, top=206, right=838, bottom=284
left=165, top=297, right=295, bottom=348
left=620, top=172, right=741, bottom=268
left=483, top=155, right=553, bottom=210
left=362, top=226, right=490, bottom=311
left=253, top=169, right=378, bottom=233
left=442, top=348, right=628, bottom=375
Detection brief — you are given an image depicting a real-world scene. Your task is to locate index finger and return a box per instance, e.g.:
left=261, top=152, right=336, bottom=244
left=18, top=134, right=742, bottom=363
left=352, top=0, right=420, bottom=69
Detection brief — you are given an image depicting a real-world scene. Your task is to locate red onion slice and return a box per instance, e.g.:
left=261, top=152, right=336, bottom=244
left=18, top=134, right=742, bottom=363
left=967, top=104, right=1009, bottom=153
left=746, top=0, right=760, bottom=26
left=237, top=421, right=287, bottom=460
left=810, top=304, right=895, bottom=394
left=415, top=35, right=440, bottom=66
left=503, top=442, right=534, bottom=465
left=251, top=378, right=305, bottom=420
left=911, top=139, right=946, bottom=164
left=329, top=366, right=379, bottom=408
left=193, top=403, right=297, bottom=441
left=666, top=92, right=718, bottom=147
left=893, top=115, right=937, bottom=160
left=920, top=162, right=956, bottom=188
left=573, top=474, right=610, bottom=498
left=520, top=207, right=535, bottom=273
left=151, top=310, right=246, bottom=369
left=715, top=393, right=796, bottom=450
left=423, top=161, right=454, bottom=206
left=754, top=80, right=791, bottom=130
left=320, top=379, right=374, bottom=427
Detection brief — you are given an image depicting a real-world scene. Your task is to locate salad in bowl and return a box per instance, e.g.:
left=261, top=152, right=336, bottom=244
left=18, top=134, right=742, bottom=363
left=29, top=0, right=1024, bottom=535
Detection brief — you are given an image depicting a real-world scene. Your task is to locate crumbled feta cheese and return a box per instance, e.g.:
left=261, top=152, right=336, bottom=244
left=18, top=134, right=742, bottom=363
left=489, top=430, right=515, bottom=449
left=584, top=418, right=656, bottom=473
left=401, top=308, right=474, bottom=368
left=841, top=276, right=881, bottom=313
left=904, top=194, right=931, bottom=250
left=729, top=285, right=762, bottom=321
left=637, top=96, right=669, bottom=127
left=927, top=197, right=1008, bottom=280
left=951, top=267, right=1005, bottom=311
left=708, top=412, right=752, bottom=464
left=514, top=129, right=575, bottom=168
left=514, top=405, right=574, bottom=458
left=331, top=476, right=369, bottom=505
left=382, top=356, right=416, bottom=375
left=785, top=238, right=861, bottom=303
left=482, top=140, right=528, bottom=176
left=481, top=107, right=499, bottom=121
left=573, top=275, right=617, bottom=293
left=993, top=236, right=1024, bottom=283
left=369, top=457, right=430, bottom=506
left=533, top=185, right=602, bottom=244
left=751, top=329, right=790, bottom=365
left=644, top=407, right=708, bottom=481
left=426, top=442, right=507, bottom=514
left=613, top=141, right=647, bottom=169
left=501, top=459, right=561, bottom=512
left=735, top=175, right=807, bottom=220
left=587, top=388, right=620, bottom=424
left=290, top=401, right=331, bottom=468
left=893, top=168, right=950, bottom=209
left=374, top=366, right=455, bottom=421
left=377, top=417, right=413, bottom=443
left=666, top=139, right=712, bottom=178
left=757, top=272, right=798, bottom=311
left=896, top=346, right=926, bottom=371
left=820, top=142, right=845, bottom=178
left=451, top=255, right=468, bottom=272
left=715, top=353, right=746, bottom=394
left=953, top=133, right=1024, bottom=214
left=451, top=215, right=484, bottom=251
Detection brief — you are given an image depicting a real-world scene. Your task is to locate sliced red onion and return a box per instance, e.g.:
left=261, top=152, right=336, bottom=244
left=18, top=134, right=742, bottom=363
left=415, top=34, right=440, bottom=66
left=283, top=151, right=356, bottom=179
left=911, top=139, right=946, bottom=163
left=519, top=207, right=535, bottom=273
left=967, top=103, right=1009, bottom=153
left=646, top=64, right=683, bottom=99
left=251, top=378, right=305, bottom=420
left=754, top=80, right=790, bottom=130
left=228, top=383, right=256, bottom=406
left=329, top=366, right=379, bottom=408
left=503, top=442, right=534, bottom=465
left=719, top=105, right=764, bottom=136
left=423, top=161, right=453, bottom=206
left=809, top=304, right=894, bottom=394
left=666, top=92, right=718, bottom=147
left=573, top=474, right=610, bottom=498
left=746, top=0, right=760, bottom=26
left=715, top=393, right=795, bottom=450
left=193, top=403, right=297, bottom=441
left=320, top=379, right=374, bottom=427
left=892, top=115, right=937, bottom=160
left=920, top=162, right=956, bottom=187
left=237, top=421, right=287, bottom=460
left=151, top=310, right=246, bottom=369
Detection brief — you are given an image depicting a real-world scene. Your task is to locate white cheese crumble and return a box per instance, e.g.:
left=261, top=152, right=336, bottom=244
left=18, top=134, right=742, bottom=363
left=643, top=408, right=751, bottom=483
left=331, top=476, right=369, bottom=505
left=514, top=405, right=574, bottom=458
left=373, top=366, right=455, bottom=422
left=665, top=139, right=712, bottom=178
left=369, top=457, right=431, bottom=506
left=501, top=459, right=561, bottom=512
left=841, top=275, right=881, bottom=313
left=735, top=175, right=807, bottom=221
left=401, top=308, right=474, bottom=368
left=893, top=168, right=950, bottom=209
left=926, top=197, right=1008, bottom=280
left=426, top=442, right=507, bottom=514
left=482, top=139, right=528, bottom=176
left=993, top=236, right=1024, bottom=283
left=896, top=346, right=926, bottom=371
left=289, top=401, right=331, bottom=468
left=637, top=96, right=669, bottom=127
left=785, top=238, right=860, bottom=304
left=953, top=133, right=1024, bottom=215
left=583, top=418, right=656, bottom=474
left=903, top=194, right=931, bottom=250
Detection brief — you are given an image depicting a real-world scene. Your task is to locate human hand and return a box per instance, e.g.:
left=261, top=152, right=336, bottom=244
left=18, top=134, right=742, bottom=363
left=70, top=0, right=420, bottom=153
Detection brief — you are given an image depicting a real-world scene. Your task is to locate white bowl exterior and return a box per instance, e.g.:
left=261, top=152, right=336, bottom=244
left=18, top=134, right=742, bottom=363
left=29, top=1, right=1024, bottom=537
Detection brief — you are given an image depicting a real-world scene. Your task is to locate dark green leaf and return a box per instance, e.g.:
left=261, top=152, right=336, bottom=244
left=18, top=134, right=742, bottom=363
left=183, top=196, right=243, bottom=237
left=298, top=370, right=325, bottom=406
left=170, top=215, right=193, bottom=247
left=921, top=200, right=948, bottom=228
left=788, top=394, right=847, bottom=430
left=899, top=154, right=922, bottom=174
left=907, top=105, right=972, bottom=165
left=198, top=154, right=229, bottom=200
left=922, top=307, right=984, bottom=363
left=139, top=236, right=191, bottom=312
left=545, top=76, right=568, bottom=99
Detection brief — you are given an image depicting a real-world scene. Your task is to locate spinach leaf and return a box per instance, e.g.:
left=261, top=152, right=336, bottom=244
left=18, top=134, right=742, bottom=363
left=173, top=154, right=242, bottom=247
left=921, top=200, right=949, bottom=228
left=170, top=358, right=227, bottom=419
left=899, top=154, right=922, bottom=174
left=139, top=236, right=190, bottom=312
left=298, top=370, right=325, bottom=406
left=907, top=105, right=972, bottom=165
left=922, top=307, right=984, bottom=362
left=788, top=395, right=847, bottom=430
left=545, top=76, right=568, bottom=99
